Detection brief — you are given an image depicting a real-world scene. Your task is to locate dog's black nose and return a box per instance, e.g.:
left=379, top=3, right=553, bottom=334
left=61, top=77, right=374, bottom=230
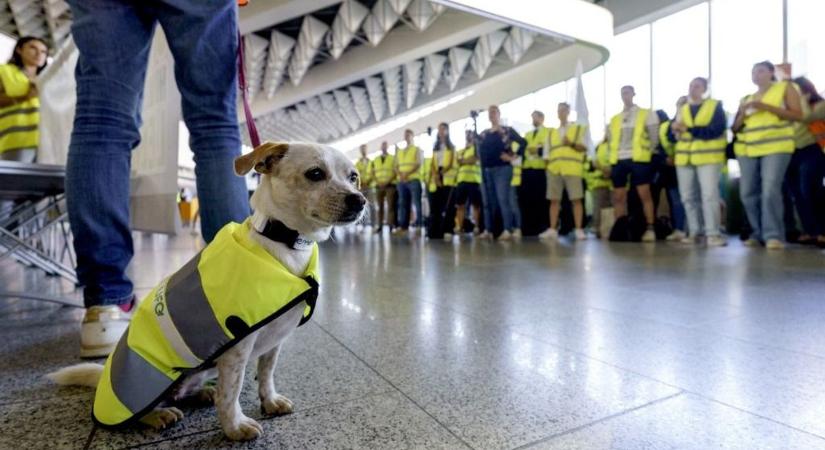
left=345, top=193, right=367, bottom=212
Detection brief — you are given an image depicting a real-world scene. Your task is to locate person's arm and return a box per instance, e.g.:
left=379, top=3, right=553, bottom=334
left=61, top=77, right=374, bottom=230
left=688, top=103, right=727, bottom=140
left=572, top=125, right=587, bottom=152
left=807, top=101, right=825, bottom=122
left=408, top=147, right=421, bottom=175
left=510, top=128, right=527, bottom=157
left=748, top=83, right=804, bottom=121
left=0, top=82, right=37, bottom=108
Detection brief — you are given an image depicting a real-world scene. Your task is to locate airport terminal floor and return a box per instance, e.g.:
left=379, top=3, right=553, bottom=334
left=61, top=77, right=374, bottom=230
left=2, top=230, right=825, bottom=449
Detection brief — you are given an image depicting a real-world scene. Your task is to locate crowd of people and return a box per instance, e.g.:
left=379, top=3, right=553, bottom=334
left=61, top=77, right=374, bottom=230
left=354, top=61, right=825, bottom=249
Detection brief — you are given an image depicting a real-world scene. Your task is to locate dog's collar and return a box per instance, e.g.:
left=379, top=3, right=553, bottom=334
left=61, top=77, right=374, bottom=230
left=251, top=214, right=315, bottom=250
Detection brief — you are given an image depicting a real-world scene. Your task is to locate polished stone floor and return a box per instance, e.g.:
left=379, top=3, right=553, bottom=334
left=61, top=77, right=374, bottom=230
left=1, top=229, right=825, bottom=449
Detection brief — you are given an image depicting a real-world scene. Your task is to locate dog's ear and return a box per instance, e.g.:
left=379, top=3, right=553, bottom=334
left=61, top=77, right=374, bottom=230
left=234, top=142, right=289, bottom=176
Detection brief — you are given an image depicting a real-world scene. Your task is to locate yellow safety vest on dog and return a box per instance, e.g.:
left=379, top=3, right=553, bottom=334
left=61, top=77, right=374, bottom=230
left=736, top=81, right=795, bottom=158
left=547, top=124, right=586, bottom=177
left=675, top=99, right=728, bottom=166
left=0, top=64, right=39, bottom=154
left=93, top=221, right=320, bottom=428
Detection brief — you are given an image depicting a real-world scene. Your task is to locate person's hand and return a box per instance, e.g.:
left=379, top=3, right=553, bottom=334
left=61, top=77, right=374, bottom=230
left=25, top=83, right=38, bottom=99
left=749, top=101, right=770, bottom=111
left=563, top=137, right=571, bottom=146
left=672, top=121, right=687, bottom=133
left=500, top=152, right=513, bottom=162
left=666, top=156, right=674, bottom=166
left=601, top=167, right=611, bottom=177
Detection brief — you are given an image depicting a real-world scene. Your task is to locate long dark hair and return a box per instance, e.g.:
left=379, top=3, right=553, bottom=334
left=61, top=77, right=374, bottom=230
left=753, top=60, right=777, bottom=82
left=793, top=76, right=824, bottom=107
left=434, top=122, right=454, bottom=151
left=8, top=37, right=49, bottom=74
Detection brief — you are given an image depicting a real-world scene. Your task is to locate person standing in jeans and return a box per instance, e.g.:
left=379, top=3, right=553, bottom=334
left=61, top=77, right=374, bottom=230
left=65, top=0, right=250, bottom=358
left=371, top=141, right=397, bottom=234
left=732, top=61, right=803, bottom=250
left=671, top=77, right=728, bottom=247
left=477, top=105, right=526, bottom=241
left=394, top=129, right=423, bottom=235
left=355, top=144, right=376, bottom=231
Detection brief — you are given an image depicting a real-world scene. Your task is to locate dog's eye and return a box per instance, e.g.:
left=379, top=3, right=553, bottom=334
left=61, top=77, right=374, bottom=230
left=304, top=168, right=327, bottom=182
left=349, top=172, right=359, bottom=184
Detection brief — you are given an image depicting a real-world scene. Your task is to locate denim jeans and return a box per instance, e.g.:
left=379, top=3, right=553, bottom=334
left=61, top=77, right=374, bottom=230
left=738, top=153, right=793, bottom=241
left=481, top=165, right=515, bottom=232
left=397, top=180, right=423, bottom=228
left=677, top=164, right=723, bottom=237
left=788, top=145, right=825, bottom=237
left=66, top=0, right=250, bottom=307
left=509, top=186, right=522, bottom=229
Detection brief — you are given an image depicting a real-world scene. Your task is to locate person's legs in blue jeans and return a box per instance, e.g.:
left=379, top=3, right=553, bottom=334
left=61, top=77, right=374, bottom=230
left=492, top=166, right=514, bottom=231
left=737, top=156, right=763, bottom=241
left=156, top=0, right=249, bottom=242
left=397, top=181, right=411, bottom=228
left=677, top=165, right=702, bottom=236
left=509, top=185, right=521, bottom=230
left=791, top=145, right=825, bottom=237
left=666, top=186, right=685, bottom=232
left=759, top=153, right=792, bottom=241
left=66, top=0, right=156, bottom=308
left=697, top=163, right=723, bottom=237
left=410, top=181, right=423, bottom=227
left=481, top=168, right=498, bottom=232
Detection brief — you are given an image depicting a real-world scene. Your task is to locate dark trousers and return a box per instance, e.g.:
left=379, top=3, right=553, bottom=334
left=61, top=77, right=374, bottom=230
left=788, top=144, right=825, bottom=237
left=376, top=184, right=397, bottom=228
left=518, top=169, right=548, bottom=236
left=428, top=186, right=456, bottom=238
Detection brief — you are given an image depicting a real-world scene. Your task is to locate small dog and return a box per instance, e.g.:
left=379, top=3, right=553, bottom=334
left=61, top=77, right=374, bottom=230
left=48, top=142, right=366, bottom=441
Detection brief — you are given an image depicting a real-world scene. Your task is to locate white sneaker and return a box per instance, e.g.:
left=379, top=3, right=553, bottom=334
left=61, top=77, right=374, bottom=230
left=706, top=235, right=727, bottom=247
left=641, top=229, right=656, bottom=242
left=478, top=231, right=493, bottom=240
left=80, top=304, right=132, bottom=358
left=666, top=230, right=686, bottom=241
left=539, top=228, right=559, bottom=240
left=575, top=229, right=587, bottom=240
left=512, top=229, right=522, bottom=239
left=443, top=233, right=453, bottom=241
left=498, top=230, right=512, bottom=241
left=473, top=227, right=481, bottom=236
left=766, top=239, right=785, bottom=250
left=680, top=235, right=698, bottom=245
left=744, top=238, right=761, bottom=248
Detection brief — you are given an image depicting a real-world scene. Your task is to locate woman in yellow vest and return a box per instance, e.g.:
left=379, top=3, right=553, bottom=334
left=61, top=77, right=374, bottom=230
left=732, top=61, right=803, bottom=249
left=789, top=77, right=825, bottom=248
left=671, top=77, right=728, bottom=247
left=0, top=37, right=48, bottom=163
left=454, top=129, right=482, bottom=236
left=394, top=129, right=423, bottom=234
left=428, top=123, right=458, bottom=240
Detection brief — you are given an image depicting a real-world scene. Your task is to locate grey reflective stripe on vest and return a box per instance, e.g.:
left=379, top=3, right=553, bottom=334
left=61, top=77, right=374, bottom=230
left=740, top=123, right=793, bottom=134
left=674, top=148, right=727, bottom=155
left=110, top=331, right=172, bottom=414
left=165, top=253, right=230, bottom=360
left=548, top=156, right=584, bottom=163
left=743, top=136, right=795, bottom=146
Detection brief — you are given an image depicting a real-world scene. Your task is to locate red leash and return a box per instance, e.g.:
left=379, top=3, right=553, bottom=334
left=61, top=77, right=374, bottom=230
left=237, top=32, right=261, bottom=148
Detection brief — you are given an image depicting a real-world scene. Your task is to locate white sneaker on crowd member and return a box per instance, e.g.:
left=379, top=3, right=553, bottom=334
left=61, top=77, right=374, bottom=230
left=478, top=231, right=493, bottom=240
left=766, top=239, right=785, bottom=250
left=498, top=230, right=512, bottom=241
left=666, top=230, right=686, bottom=241
left=706, top=235, right=727, bottom=247
left=443, top=233, right=453, bottom=241
left=512, top=229, right=522, bottom=239
left=680, top=235, right=699, bottom=245
left=539, top=228, right=559, bottom=240
left=575, top=229, right=587, bottom=240
left=743, top=238, right=761, bottom=247
left=473, top=227, right=481, bottom=236
left=641, top=228, right=656, bottom=242
left=80, top=302, right=132, bottom=358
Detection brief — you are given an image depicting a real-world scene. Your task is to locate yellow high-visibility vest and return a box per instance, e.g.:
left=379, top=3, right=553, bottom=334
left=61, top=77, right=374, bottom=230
left=355, top=158, right=375, bottom=188
left=523, top=126, right=549, bottom=170
left=396, top=145, right=421, bottom=181
left=456, top=146, right=481, bottom=184
left=659, top=121, right=675, bottom=157
left=0, top=64, right=39, bottom=154
left=372, top=154, right=395, bottom=185
left=737, top=81, right=795, bottom=158
left=675, top=99, right=728, bottom=166
left=93, top=221, right=319, bottom=428
left=430, top=148, right=457, bottom=190
left=584, top=142, right=613, bottom=190
left=547, top=124, right=587, bottom=176
left=608, top=108, right=652, bottom=164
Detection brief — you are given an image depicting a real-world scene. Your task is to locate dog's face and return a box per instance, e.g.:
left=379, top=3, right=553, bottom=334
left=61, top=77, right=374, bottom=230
left=235, top=142, right=366, bottom=239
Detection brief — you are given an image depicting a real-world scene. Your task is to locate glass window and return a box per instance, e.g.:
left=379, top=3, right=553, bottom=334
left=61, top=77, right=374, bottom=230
left=710, top=0, right=783, bottom=114
left=651, top=2, right=709, bottom=118
left=582, top=66, right=606, bottom=144
left=605, top=24, right=651, bottom=118
left=788, top=0, right=825, bottom=87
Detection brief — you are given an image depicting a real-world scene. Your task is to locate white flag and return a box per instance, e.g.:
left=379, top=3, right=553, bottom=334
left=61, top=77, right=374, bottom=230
left=571, top=59, right=594, bottom=155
